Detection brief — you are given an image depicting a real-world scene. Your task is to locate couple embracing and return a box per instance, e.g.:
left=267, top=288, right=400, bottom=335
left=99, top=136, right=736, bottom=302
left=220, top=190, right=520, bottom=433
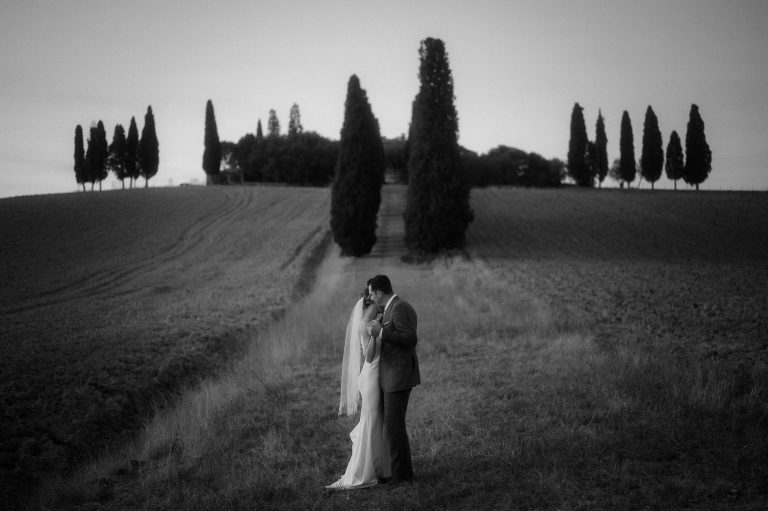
left=326, top=275, right=420, bottom=490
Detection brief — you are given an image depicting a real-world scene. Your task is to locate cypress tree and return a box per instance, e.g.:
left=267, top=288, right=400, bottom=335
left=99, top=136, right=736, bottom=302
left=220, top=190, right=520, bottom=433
left=108, top=124, right=128, bottom=188
left=85, top=122, right=108, bottom=191
left=125, top=116, right=140, bottom=188
left=640, top=106, right=664, bottom=189
left=665, top=130, right=684, bottom=190
left=139, top=105, right=159, bottom=187
left=404, top=37, right=473, bottom=253
left=256, top=119, right=264, bottom=139
left=74, top=125, right=86, bottom=191
left=330, top=75, right=385, bottom=256
left=85, top=125, right=96, bottom=190
left=619, top=110, right=636, bottom=186
left=684, top=104, right=711, bottom=191
left=594, top=110, right=609, bottom=188
left=267, top=109, right=280, bottom=137
left=567, top=102, right=591, bottom=186
left=288, top=103, right=303, bottom=137
left=95, top=121, right=109, bottom=190
left=203, top=99, right=222, bottom=177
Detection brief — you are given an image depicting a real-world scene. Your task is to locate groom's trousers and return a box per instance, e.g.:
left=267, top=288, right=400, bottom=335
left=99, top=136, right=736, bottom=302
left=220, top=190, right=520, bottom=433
left=383, top=388, right=414, bottom=481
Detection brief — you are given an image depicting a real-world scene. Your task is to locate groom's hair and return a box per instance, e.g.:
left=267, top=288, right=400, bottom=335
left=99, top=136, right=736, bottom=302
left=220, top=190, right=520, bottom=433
left=369, top=275, right=393, bottom=295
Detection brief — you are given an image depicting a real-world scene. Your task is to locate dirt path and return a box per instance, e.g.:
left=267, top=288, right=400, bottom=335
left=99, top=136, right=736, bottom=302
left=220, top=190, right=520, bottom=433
left=368, top=185, right=407, bottom=259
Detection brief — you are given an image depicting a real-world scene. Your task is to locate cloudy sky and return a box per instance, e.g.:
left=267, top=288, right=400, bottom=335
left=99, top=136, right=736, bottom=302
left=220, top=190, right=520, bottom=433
left=1, top=0, right=767, bottom=198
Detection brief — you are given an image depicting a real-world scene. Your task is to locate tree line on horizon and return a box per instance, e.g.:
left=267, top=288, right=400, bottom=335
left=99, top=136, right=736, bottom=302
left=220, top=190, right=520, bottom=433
left=219, top=105, right=339, bottom=186
left=200, top=38, right=473, bottom=255
left=73, top=106, right=159, bottom=191
left=204, top=108, right=565, bottom=189
left=567, top=103, right=712, bottom=190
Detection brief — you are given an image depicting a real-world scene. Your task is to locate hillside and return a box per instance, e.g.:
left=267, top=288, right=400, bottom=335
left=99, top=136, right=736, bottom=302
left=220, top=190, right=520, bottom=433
left=0, top=185, right=331, bottom=506
left=8, top=185, right=768, bottom=510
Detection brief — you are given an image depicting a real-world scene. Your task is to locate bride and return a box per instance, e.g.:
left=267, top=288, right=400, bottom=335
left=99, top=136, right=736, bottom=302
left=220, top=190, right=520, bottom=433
left=326, top=287, right=390, bottom=490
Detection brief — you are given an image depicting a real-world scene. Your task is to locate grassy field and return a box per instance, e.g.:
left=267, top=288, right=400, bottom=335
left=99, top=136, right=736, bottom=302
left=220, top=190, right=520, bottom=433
left=11, top=185, right=768, bottom=509
left=0, top=185, right=331, bottom=508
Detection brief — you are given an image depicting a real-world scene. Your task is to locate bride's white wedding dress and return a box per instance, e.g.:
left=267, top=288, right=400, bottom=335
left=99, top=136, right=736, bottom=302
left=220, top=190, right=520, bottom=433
left=326, top=302, right=391, bottom=490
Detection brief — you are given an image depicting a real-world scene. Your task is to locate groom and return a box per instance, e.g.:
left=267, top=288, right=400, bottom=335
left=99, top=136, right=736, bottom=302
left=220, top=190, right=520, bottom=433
left=367, top=275, right=420, bottom=484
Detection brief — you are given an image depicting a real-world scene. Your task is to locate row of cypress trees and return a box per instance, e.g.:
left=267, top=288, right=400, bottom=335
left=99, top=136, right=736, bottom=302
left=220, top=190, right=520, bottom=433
left=73, top=106, right=159, bottom=190
left=330, top=37, right=473, bottom=256
left=568, top=103, right=711, bottom=190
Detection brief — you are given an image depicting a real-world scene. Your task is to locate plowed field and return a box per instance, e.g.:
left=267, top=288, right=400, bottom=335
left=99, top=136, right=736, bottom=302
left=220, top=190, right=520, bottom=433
left=0, top=185, right=330, bottom=503
left=466, top=187, right=768, bottom=364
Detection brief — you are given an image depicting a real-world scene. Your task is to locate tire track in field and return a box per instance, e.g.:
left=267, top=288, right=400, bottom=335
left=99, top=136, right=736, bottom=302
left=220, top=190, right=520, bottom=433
left=0, top=188, right=264, bottom=315
left=280, top=225, right=325, bottom=271
left=0, top=189, right=240, bottom=313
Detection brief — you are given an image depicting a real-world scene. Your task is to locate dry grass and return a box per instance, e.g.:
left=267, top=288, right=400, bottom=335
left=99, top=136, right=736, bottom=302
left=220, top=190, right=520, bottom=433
left=43, top=253, right=768, bottom=509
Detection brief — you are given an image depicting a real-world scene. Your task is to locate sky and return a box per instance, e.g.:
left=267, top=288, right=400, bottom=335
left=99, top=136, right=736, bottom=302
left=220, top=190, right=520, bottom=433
left=1, top=0, right=767, bottom=198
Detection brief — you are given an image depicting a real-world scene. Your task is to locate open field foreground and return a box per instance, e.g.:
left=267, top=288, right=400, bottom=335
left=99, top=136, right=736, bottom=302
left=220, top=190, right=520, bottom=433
left=11, top=186, right=768, bottom=510
left=0, top=186, right=331, bottom=507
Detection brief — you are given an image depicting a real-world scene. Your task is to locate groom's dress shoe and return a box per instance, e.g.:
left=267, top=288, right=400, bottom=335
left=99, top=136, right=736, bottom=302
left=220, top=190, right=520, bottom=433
left=377, top=477, right=393, bottom=485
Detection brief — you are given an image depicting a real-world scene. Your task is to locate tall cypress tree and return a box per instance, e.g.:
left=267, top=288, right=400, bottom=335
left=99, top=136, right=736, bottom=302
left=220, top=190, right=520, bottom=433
left=139, top=105, right=159, bottom=187
left=640, top=106, right=664, bottom=189
left=330, top=75, right=385, bottom=256
left=108, top=124, right=128, bottom=188
left=288, top=103, right=303, bottom=137
left=74, top=125, right=86, bottom=191
left=85, top=125, right=97, bottom=190
left=256, top=119, right=264, bottom=140
left=404, top=37, right=473, bottom=253
left=125, top=116, right=140, bottom=188
left=619, top=110, right=636, bottom=186
left=85, top=122, right=108, bottom=191
left=684, top=104, right=711, bottom=191
left=567, top=102, right=591, bottom=186
left=267, top=109, right=280, bottom=137
left=203, top=99, right=222, bottom=177
left=594, top=110, right=609, bottom=188
left=665, top=130, right=684, bottom=190
left=95, top=121, right=109, bottom=191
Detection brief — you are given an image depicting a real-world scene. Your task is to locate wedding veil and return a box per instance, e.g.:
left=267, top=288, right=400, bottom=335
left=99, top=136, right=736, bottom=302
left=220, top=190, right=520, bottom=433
left=338, top=297, right=363, bottom=416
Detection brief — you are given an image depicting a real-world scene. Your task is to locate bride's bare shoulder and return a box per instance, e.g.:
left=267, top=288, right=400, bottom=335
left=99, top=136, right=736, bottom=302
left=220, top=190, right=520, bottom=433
left=362, top=303, right=378, bottom=321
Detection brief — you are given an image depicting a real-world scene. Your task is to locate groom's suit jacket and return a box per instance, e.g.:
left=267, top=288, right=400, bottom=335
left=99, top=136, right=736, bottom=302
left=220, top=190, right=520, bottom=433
left=379, top=296, right=421, bottom=393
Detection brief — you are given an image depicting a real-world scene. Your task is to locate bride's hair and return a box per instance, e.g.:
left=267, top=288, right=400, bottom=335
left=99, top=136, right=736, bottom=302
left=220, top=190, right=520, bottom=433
left=361, top=286, right=373, bottom=308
